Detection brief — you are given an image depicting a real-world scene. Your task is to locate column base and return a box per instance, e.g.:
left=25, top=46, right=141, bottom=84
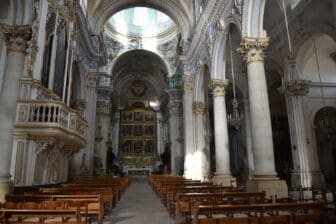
left=0, top=181, right=13, bottom=202
left=291, top=170, right=325, bottom=188
left=213, top=174, right=236, bottom=187
left=246, top=176, right=288, bottom=198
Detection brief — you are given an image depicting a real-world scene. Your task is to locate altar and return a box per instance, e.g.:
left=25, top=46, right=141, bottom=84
left=124, top=167, right=153, bottom=176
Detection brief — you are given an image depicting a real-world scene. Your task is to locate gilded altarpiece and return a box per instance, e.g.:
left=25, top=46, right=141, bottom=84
left=119, top=107, right=157, bottom=172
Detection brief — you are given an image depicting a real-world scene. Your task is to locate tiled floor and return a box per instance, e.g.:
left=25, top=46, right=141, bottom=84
left=102, top=177, right=174, bottom=224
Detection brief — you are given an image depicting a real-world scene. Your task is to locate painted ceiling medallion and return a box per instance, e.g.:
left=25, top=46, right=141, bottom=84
left=131, top=80, right=147, bottom=97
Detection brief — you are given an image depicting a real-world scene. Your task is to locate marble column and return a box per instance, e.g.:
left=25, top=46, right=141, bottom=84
left=182, top=75, right=195, bottom=179
left=239, top=37, right=287, bottom=197
left=209, top=79, right=235, bottom=186
left=0, top=24, right=31, bottom=202
left=279, top=60, right=325, bottom=187
left=193, top=101, right=209, bottom=180
left=243, top=98, right=255, bottom=177
left=168, top=88, right=183, bottom=175
left=95, top=101, right=112, bottom=175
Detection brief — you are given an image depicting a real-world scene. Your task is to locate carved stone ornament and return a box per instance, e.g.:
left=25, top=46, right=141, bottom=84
left=182, top=75, right=193, bottom=93
left=131, top=79, right=147, bottom=97
left=85, top=72, right=100, bottom=89
left=1, top=24, right=31, bottom=52
left=169, top=102, right=182, bottom=116
left=238, top=37, right=269, bottom=64
left=192, top=101, right=207, bottom=115
left=278, top=80, right=311, bottom=96
left=96, top=101, right=112, bottom=115
left=209, top=79, right=229, bottom=97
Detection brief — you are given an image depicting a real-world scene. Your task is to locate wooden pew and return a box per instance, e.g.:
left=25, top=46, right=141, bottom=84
left=6, top=194, right=103, bottom=224
left=168, top=186, right=235, bottom=216
left=174, top=191, right=267, bottom=224
left=39, top=187, right=114, bottom=210
left=191, top=201, right=325, bottom=224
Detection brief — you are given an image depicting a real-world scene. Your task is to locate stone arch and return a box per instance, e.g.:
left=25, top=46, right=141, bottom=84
left=111, top=49, right=170, bottom=82
left=242, top=0, right=267, bottom=37
left=313, top=106, right=336, bottom=188
left=92, top=0, right=191, bottom=40
left=211, top=20, right=241, bottom=80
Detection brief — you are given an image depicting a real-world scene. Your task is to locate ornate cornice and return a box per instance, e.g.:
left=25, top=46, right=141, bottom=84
left=209, top=78, right=228, bottom=97
left=1, top=24, right=31, bottom=52
left=238, top=37, right=269, bottom=64
left=278, top=80, right=311, bottom=96
left=192, top=101, right=207, bottom=115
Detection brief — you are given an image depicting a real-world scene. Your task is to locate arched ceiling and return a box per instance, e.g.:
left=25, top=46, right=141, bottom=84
left=89, top=0, right=192, bottom=39
left=112, top=50, right=168, bottom=109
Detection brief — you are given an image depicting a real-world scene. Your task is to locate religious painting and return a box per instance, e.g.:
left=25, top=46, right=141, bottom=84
left=144, top=140, right=154, bottom=153
left=122, top=125, right=132, bottom=136
left=133, top=125, right=143, bottom=136
left=145, top=125, right=154, bottom=136
left=134, top=140, right=143, bottom=153
left=122, top=111, right=133, bottom=121
left=134, top=111, right=143, bottom=121
left=145, top=111, right=154, bottom=121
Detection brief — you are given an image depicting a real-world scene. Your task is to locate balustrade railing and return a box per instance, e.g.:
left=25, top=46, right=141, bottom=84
left=16, top=100, right=87, bottom=140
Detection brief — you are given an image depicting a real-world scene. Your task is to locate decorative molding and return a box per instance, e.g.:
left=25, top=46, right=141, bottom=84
left=85, top=72, right=100, bottom=89
left=96, top=101, right=112, bottom=115
left=209, top=78, right=229, bottom=97
left=1, top=24, right=31, bottom=52
left=182, top=75, right=193, bottom=93
left=278, top=80, right=311, bottom=96
left=238, top=37, right=269, bottom=64
left=192, top=101, right=207, bottom=115
left=169, top=102, right=183, bottom=116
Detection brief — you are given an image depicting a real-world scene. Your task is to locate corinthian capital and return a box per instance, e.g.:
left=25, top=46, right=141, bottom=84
left=238, top=37, right=269, bottom=64
left=209, top=79, right=228, bottom=97
left=182, top=75, right=193, bottom=93
left=192, top=101, right=207, bottom=115
left=1, top=24, right=31, bottom=52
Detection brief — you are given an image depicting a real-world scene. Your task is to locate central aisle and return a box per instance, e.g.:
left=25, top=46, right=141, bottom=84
left=104, top=177, right=175, bottom=224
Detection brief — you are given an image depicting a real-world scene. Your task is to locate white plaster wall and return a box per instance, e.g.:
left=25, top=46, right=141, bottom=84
left=298, top=35, right=336, bottom=83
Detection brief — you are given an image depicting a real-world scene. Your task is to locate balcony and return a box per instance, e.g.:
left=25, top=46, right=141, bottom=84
left=14, top=100, right=87, bottom=150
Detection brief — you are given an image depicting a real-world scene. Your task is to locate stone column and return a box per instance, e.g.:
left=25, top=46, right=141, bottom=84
left=279, top=64, right=325, bottom=187
left=209, top=79, right=235, bottom=186
left=182, top=75, right=195, bottom=179
left=156, top=112, right=162, bottom=154
left=95, top=100, right=112, bottom=175
left=193, top=101, right=209, bottom=180
left=0, top=24, right=31, bottom=202
left=83, top=72, right=99, bottom=174
left=243, top=98, right=255, bottom=177
left=239, top=37, right=287, bottom=197
left=168, top=88, right=183, bottom=175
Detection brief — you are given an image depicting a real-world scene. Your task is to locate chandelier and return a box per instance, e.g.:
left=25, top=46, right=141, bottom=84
left=227, top=30, right=243, bottom=128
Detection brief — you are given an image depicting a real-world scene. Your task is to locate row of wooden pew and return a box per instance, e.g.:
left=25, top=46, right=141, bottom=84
left=148, top=175, right=327, bottom=224
left=0, top=176, right=130, bottom=223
